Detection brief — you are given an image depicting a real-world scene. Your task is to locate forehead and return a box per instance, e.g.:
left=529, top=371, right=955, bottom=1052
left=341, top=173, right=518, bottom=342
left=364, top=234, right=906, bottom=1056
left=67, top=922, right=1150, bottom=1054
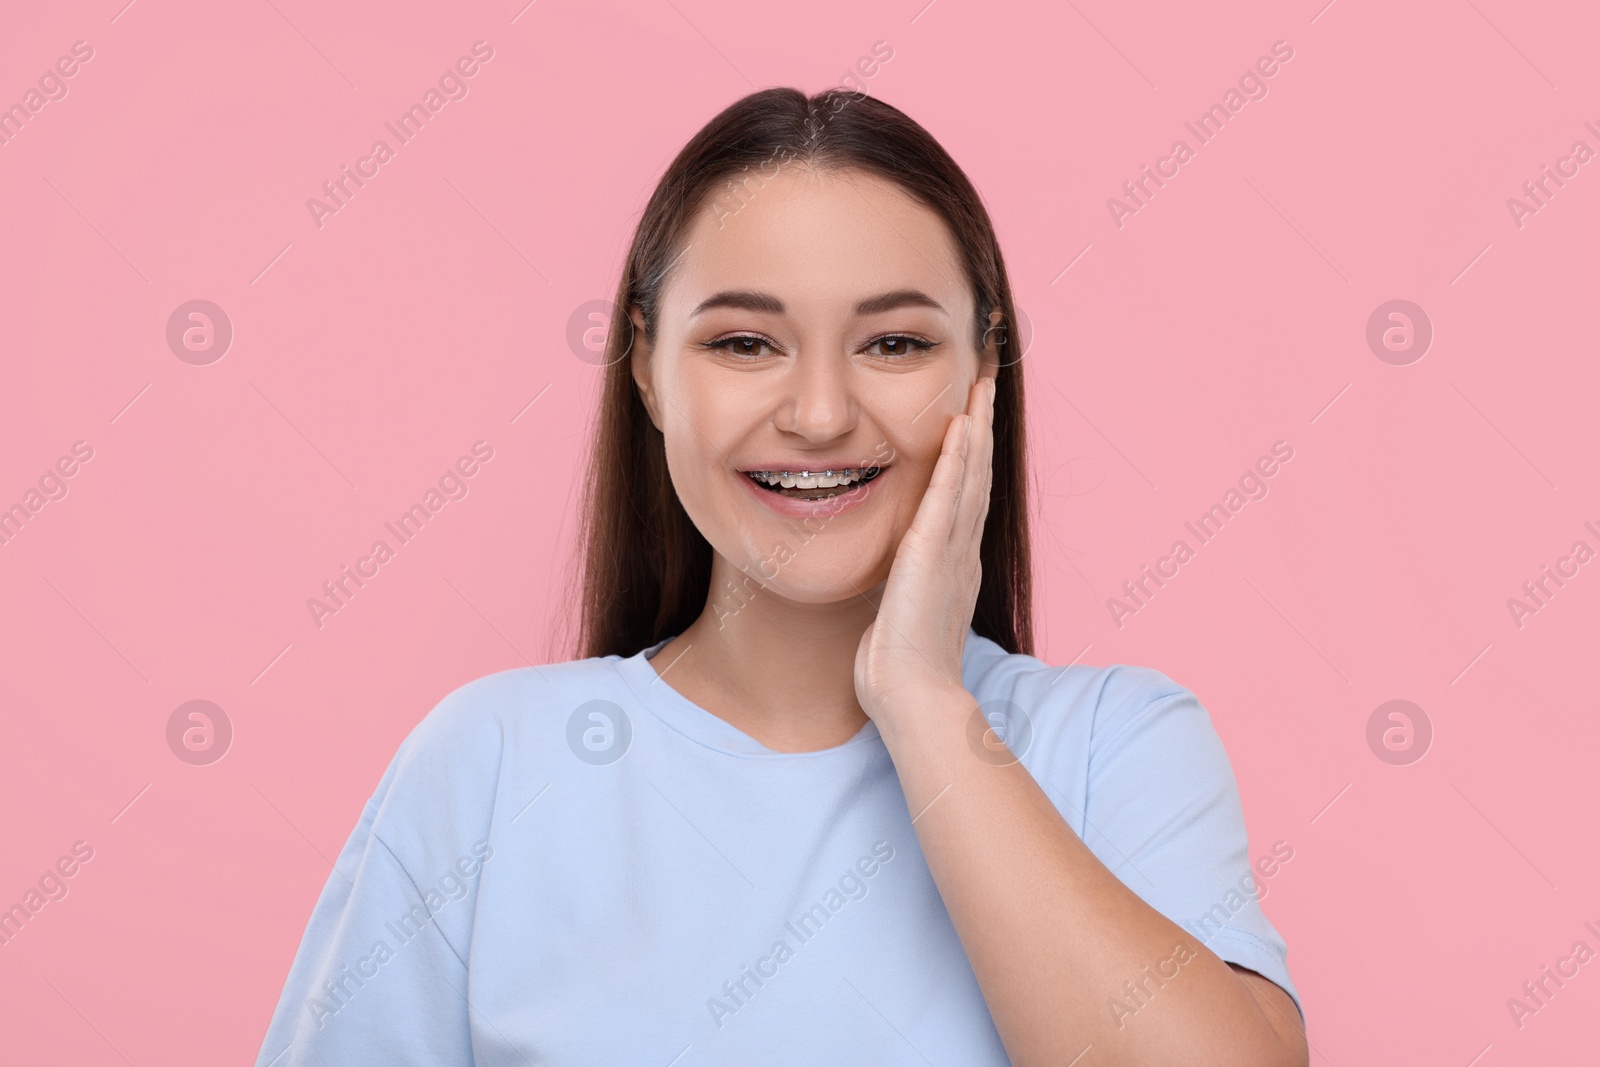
left=659, top=165, right=971, bottom=322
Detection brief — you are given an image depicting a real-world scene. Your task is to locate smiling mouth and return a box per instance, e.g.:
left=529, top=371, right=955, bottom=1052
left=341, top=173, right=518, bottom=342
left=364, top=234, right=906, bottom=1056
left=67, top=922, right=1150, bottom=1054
left=743, top=466, right=886, bottom=501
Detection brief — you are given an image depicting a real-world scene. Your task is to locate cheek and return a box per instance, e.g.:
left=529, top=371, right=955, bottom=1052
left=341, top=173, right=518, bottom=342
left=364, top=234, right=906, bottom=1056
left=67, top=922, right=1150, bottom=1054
left=661, top=416, right=725, bottom=512
left=658, top=393, right=748, bottom=532
left=659, top=372, right=729, bottom=463
left=887, top=409, right=958, bottom=488
left=871, top=371, right=969, bottom=464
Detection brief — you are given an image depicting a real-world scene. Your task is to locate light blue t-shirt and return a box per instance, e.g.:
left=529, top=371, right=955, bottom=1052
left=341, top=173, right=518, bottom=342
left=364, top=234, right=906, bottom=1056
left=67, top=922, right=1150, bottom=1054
left=253, top=629, right=1301, bottom=1066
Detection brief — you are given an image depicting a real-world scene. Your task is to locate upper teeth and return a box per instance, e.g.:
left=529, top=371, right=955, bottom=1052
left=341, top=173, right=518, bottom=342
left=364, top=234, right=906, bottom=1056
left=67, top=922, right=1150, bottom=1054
left=747, top=468, right=876, bottom=489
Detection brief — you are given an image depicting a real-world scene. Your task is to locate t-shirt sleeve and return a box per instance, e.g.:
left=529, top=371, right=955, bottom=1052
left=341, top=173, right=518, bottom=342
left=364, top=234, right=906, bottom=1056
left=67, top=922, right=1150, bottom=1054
left=252, top=681, right=506, bottom=1067
left=1079, top=667, right=1304, bottom=1025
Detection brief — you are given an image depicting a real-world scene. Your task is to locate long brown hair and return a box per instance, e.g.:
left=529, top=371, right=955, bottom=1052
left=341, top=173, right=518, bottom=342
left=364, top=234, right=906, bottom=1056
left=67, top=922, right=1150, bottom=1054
left=564, top=86, right=1033, bottom=660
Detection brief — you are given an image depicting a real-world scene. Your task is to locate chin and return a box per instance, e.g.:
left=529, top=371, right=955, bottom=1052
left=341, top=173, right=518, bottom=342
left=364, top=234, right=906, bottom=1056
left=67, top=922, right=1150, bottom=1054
left=727, top=547, right=891, bottom=606
left=784, top=572, right=888, bottom=605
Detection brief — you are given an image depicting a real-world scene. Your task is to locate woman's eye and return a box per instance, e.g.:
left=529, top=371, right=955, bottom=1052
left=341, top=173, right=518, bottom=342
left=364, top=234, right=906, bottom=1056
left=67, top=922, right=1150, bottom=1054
left=870, top=335, right=937, bottom=358
left=706, top=335, right=775, bottom=358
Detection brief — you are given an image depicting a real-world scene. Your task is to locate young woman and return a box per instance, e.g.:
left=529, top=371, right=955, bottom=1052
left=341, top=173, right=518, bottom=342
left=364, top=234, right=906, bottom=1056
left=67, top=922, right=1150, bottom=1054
left=254, top=87, right=1308, bottom=1067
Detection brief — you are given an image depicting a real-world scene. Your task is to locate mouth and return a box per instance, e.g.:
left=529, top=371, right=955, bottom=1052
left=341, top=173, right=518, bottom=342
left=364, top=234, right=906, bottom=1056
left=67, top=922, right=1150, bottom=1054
left=741, top=466, right=887, bottom=501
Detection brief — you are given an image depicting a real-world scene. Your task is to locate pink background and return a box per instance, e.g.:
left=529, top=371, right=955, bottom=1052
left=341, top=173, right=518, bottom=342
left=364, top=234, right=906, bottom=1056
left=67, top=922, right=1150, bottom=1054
left=2, top=0, right=1596, bottom=1062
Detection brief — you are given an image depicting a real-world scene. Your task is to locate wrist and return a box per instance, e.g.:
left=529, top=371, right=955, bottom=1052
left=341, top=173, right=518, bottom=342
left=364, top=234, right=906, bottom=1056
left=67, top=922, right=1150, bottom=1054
left=871, top=684, right=980, bottom=750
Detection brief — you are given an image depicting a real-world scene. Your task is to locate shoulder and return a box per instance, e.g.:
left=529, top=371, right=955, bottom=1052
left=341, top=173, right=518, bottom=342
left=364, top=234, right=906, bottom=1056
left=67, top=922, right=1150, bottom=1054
left=367, top=655, right=627, bottom=828
left=396, top=655, right=621, bottom=758
left=963, top=632, right=1208, bottom=759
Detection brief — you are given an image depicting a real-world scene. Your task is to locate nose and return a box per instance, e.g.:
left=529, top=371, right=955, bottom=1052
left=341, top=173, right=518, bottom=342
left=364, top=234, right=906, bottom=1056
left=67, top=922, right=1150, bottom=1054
left=772, top=349, right=856, bottom=441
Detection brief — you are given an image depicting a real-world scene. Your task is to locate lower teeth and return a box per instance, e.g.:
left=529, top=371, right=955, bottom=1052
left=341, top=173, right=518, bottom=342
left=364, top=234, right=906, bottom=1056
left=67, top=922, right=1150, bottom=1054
left=764, top=482, right=853, bottom=500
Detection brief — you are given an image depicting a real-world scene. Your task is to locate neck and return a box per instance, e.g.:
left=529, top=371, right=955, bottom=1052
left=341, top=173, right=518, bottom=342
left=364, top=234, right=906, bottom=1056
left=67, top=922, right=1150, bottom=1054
left=653, top=555, right=884, bottom=753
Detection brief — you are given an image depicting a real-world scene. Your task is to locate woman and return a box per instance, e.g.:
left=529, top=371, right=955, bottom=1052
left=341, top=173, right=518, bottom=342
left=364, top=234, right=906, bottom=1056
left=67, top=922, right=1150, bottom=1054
left=254, top=87, right=1307, bottom=1066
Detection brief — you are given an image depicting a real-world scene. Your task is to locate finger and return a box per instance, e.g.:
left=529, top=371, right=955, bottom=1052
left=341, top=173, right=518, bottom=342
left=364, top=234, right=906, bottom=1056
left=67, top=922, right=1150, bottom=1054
left=968, top=377, right=996, bottom=543
left=945, top=377, right=987, bottom=525
left=911, top=409, right=970, bottom=546
left=953, top=377, right=994, bottom=544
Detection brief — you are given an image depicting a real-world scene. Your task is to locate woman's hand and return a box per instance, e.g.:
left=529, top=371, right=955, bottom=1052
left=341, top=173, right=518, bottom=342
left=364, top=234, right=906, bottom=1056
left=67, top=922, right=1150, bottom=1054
left=854, top=373, right=996, bottom=727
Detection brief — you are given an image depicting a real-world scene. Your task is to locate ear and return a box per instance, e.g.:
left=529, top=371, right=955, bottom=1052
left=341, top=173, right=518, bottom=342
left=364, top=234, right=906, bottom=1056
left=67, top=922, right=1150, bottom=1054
left=626, top=304, right=664, bottom=431
left=978, top=306, right=1005, bottom=383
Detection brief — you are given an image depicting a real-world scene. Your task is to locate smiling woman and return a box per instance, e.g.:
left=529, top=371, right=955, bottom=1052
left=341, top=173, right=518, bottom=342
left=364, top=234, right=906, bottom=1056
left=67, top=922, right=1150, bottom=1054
left=253, top=87, right=1309, bottom=1067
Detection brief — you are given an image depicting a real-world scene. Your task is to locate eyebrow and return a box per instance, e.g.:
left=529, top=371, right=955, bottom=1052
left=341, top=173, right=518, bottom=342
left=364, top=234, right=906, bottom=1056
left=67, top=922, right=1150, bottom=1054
left=689, top=288, right=946, bottom=318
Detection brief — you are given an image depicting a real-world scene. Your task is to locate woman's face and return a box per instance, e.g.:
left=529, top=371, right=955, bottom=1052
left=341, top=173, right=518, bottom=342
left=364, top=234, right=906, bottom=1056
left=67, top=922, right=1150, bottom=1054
left=631, top=164, right=1000, bottom=606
